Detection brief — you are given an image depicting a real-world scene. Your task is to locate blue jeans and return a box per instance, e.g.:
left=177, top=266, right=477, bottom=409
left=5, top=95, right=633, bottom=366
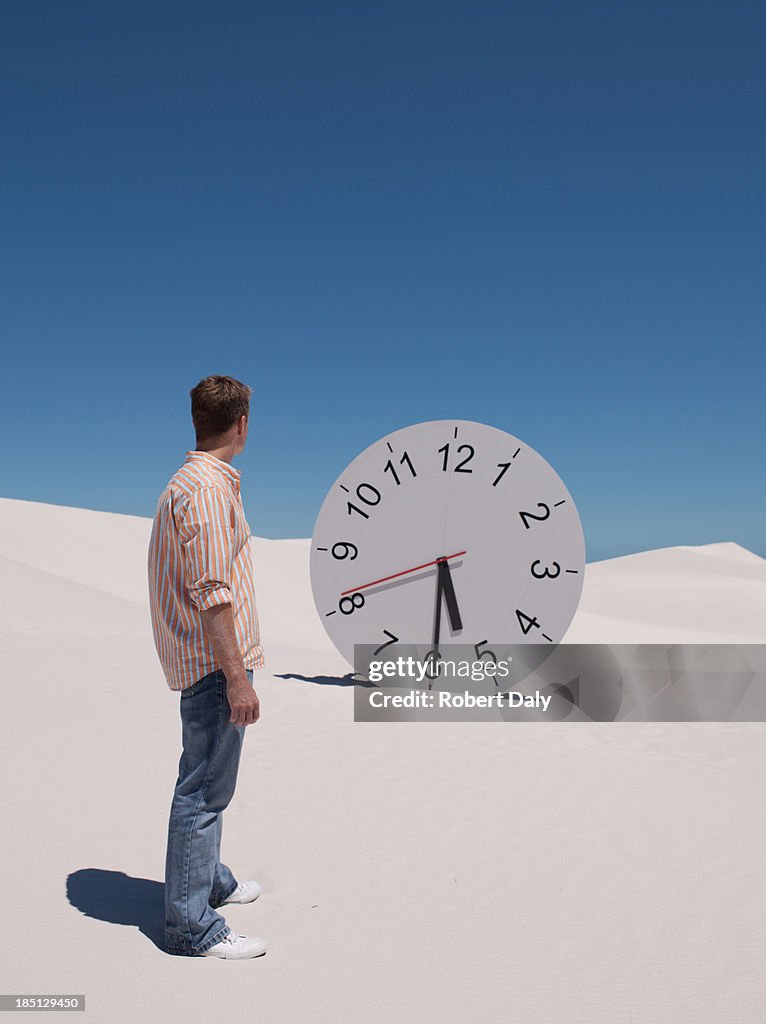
left=164, top=667, right=250, bottom=955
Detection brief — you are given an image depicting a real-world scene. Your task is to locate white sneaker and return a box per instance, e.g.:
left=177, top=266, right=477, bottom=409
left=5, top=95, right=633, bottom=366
left=222, top=880, right=261, bottom=905
left=201, top=929, right=267, bottom=959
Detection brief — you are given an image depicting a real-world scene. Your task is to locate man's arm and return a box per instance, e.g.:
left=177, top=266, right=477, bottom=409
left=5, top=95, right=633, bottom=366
left=178, top=485, right=260, bottom=727
left=200, top=604, right=260, bottom=726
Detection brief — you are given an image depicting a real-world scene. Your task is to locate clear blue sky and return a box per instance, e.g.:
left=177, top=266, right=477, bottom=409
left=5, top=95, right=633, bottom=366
left=2, top=1, right=763, bottom=561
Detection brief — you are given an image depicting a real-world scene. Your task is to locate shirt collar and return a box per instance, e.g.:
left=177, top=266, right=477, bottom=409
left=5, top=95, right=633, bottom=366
left=184, top=450, right=241, bottom=493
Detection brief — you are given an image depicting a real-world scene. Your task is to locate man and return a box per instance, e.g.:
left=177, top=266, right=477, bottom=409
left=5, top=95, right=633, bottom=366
left=147, top=374, right=267, bottom=960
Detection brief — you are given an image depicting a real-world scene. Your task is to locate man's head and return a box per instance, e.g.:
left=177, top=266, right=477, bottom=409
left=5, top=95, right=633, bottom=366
left=190, top=375, right=252, bottom=455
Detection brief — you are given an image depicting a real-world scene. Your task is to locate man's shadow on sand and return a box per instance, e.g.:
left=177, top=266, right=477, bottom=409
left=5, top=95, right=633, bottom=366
left=67, top=869, right=166, bottom=951
left=68, top=680, right=373, bottom=947
left=275, top=671, right=374, bottom=688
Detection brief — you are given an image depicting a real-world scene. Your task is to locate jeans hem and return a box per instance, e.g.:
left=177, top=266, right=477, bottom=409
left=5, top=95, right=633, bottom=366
left=165, top=924, right=231, bottom=956
left=210, top=879, right=239, bottom=909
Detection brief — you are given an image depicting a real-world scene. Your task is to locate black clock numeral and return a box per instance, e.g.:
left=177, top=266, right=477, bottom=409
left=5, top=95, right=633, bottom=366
left=492, top=447, right=521, bottom=486
left=454, top=445, right=474, bottom=472
left=331, top=541, right=358, bottom=560
left=492, top=462, right=510, bottom=486
left=339, top=592, right=365, bottom=615
left=356, top=483, right=380, bottom=504
left=424, top=648, right=441, bottom=684
left=373, top=629, right=399, bottom=656
left=519, top=502, right=550, bottom=529
left=346, top=502, right=369, bottom=519
left=515, top=608, right=541, bottom=635
left=474, top=639, right=499, bottom=687
left=474, top=639, right=498, bottom=661
left=346, top=482, right=382, bottom=519
left=384, top=451, right=417, bottom=486
left=531, top=559, right=561, bottom=579
left=438, top=442, right=475, bottom=473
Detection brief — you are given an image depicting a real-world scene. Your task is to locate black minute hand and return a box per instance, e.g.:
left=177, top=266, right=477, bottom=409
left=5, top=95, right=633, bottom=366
left=426, top=568, right=443, bottom=684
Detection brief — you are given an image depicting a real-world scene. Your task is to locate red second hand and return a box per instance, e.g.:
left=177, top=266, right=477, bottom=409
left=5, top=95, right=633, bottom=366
left=340, top=550, right=466, bottom=596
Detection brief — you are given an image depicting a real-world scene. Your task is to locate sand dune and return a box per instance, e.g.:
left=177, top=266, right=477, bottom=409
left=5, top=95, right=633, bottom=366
left=1, top=495, right=765, bottom=1024
left=565, top=540, right=766, bottom=644
left=2, top=496, right=763, bottom=647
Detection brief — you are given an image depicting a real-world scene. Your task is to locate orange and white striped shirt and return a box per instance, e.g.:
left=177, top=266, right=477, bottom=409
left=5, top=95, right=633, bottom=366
left=147, top=449, right=265, bottom=692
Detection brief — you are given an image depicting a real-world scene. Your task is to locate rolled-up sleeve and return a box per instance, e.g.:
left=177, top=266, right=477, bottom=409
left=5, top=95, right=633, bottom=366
left=178, top=486, right=235, bottom=611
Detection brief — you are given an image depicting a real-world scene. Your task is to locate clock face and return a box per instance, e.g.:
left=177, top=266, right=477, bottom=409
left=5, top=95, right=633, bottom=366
left=310, top=419, right=586, bottom=688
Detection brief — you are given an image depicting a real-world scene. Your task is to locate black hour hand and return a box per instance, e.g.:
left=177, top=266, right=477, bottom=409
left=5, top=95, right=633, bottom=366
left=438, top=558, right=463, bottom=632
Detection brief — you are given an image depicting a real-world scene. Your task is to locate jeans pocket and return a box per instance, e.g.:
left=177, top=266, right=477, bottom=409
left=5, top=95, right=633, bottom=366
left=181, top=669, right=219, bottom=699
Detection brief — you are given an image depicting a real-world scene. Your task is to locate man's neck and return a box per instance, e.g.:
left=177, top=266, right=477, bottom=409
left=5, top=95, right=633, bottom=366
left=194, top=444, right=236, bottom=465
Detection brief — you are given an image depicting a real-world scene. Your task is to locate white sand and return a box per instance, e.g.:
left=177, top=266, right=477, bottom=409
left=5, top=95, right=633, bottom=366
left=1, top=495, right=765, bottom=1023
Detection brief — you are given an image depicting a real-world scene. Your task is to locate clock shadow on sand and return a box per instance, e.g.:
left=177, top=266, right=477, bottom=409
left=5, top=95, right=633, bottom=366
left=274, top=672, right=375, bottom=688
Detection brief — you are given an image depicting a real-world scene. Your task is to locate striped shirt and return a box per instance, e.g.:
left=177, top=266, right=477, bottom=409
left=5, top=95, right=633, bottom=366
left=147, top=449, right=265, bottom=692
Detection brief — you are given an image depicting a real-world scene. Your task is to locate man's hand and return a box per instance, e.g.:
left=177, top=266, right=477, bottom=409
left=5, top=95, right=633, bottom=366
left=199, top=602, right=261, bottom=726
left=226, top=678, right=261, bottom=727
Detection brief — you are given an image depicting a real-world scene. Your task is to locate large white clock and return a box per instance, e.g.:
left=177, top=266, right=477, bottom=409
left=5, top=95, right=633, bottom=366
left=310, top=419, right=586, bottom=690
